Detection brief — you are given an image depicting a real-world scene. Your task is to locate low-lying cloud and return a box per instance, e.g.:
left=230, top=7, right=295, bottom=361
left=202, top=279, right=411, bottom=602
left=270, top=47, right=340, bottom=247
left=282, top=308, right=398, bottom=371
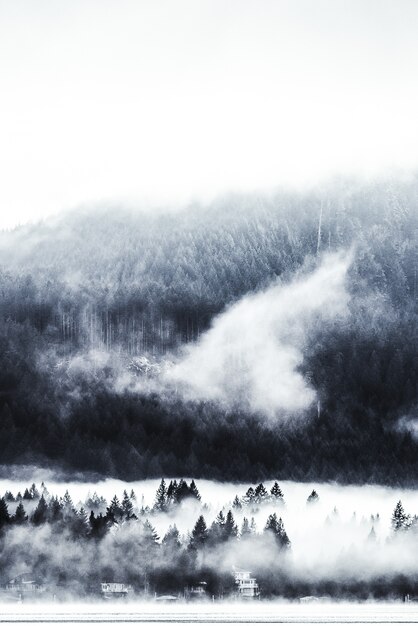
left=166, top=252, right=352, bottom=417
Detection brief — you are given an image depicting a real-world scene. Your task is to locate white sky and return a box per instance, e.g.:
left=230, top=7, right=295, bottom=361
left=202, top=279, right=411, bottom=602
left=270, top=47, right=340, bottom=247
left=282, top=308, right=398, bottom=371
left=1, top=0, right=418, bottom=228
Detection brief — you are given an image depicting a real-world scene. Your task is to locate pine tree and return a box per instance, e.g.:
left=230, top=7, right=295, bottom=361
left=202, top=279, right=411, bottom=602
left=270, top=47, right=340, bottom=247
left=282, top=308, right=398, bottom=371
left=23, top=488, right=32, bottom=500
left=162, top=524, right=181, bottom=550
left=250, top=517, right=257, bottom=534
left=264, top=513, right=291, bottom=549
left=32, top=495, right=48, bottom=525
left=166, top=480, right=178, bottom=506
left=189, top=515, right=209, bottom=550
left=41, top=482, right=50, bottom=501
left=307, top=490, right=319, bottom=504
left=4, top=491, right=15, bottom=502
left=30, top=483, right=40, bottom=499
left=189, top=480, right=201, bottom=501
left=72, top=507, right=90, bottom=538
left=391, top=500, right=410, bottom=532
left=240, top=517, right=251, bottom=537
left=142, top=519, right=160, bottom=543
left=122, top=490, right=136, bottom=520
left=154, top=479, right=168, bottom=512
left=224, top=510, right=238, bottom=539
left=13, top=502, right=27, bottom=525
left=176, top=479, right=190, bottom=503
left=48, top=496, right=63, bottom=523
left=254, top=483, right=268, bottom=504
left=270, top=482, right=284, bottom=502
left=232, top=495, right=242, bottom=510
left=0, top=497, right=10, bottom=528
left=107, top=495, right=123, bottom=523
left=243, top=487, right=255, bottom=506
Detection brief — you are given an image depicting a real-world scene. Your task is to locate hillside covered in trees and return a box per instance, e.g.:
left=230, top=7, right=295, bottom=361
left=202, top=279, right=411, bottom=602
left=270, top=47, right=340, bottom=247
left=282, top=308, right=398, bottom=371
left=1, top=178, right=418, bottom=483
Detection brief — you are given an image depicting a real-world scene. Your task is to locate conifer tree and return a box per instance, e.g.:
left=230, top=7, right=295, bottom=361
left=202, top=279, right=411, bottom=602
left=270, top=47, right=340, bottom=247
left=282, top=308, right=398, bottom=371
left=224, top=510, right=238, bottom=539
left=189, top=480, right=201, bottom=501
left=107, top=495, right=123, bottom=523
left=23, top=488, right=32, bottom=500
left=162, top=524, right=181, bottom=549
left=154, top=479, right=168, bottom=512
left=232, top=495, right=242, bottom=510
left=166, top=480, right=178, bottom=507
left=307, top=490, right=319, bottom=504
left=142, top=519, right=160, bottom=543
left=122, top=490, right=136, bottom=520
left=0, top=497, right=10, bottom=528
left=72, top=507, right=90, bottom=538
left=391, top=500, right=410, bottom=532
left=264, top=513, right=291, bottom=549
left=243, top=487, right=255, bottom=506
left=48, top=496, right=63, bottom=523
left=254, top=483, right=268, bottom=504
left=270, top=482, right=284, bottom=502
left=189, top=515, right=209, bottom=550
left=30, top=483, right=40, bottom=499
left=32, top=494, right=48, bottom=525
left=240, top=517, right=251, bottom=537
left=13, top=501, right=27, bottom=525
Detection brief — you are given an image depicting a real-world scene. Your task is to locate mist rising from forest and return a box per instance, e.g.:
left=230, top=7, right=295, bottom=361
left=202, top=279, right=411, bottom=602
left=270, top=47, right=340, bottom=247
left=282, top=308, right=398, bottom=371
left=166, top=252, right=351, bottom=416
left=1, top=478, right=418, bottom=600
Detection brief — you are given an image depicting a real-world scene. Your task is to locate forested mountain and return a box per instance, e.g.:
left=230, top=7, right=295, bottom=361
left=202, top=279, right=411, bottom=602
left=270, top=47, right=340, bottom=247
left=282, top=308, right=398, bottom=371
left=1, top=178, right=418, bottom=483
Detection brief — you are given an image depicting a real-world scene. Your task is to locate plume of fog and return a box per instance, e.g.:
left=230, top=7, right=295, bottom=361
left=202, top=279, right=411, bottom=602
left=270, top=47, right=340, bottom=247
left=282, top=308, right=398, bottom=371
left=165, top=252, right=352, bottom=417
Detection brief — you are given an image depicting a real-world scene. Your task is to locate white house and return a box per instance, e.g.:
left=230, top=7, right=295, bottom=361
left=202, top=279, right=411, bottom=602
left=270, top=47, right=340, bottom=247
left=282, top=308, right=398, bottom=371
left=100, top=582, right=132, bottom=598
left=233, top=569, right=260, bottom=598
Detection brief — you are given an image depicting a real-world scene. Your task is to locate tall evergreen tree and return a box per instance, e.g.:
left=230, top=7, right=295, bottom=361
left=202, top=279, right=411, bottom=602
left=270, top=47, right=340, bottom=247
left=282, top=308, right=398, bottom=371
left=232, top=495, right=242, bottom=510
left=32, top=494, right=48, bottom=525
left=0, top=497, right=10, bottom=528
left=224, top=510, right=238, bottom=539
left=30, top=483, right=40, bottom=499
left=240, top=517, right=251, bottom=537
left=189, top=515, right=209, bottom=550
left=13, top=502, right=27, bottom=525
left=122, top=490, right=136, bottom=520
left=270, top=482, right=284, bottom=502
left=254, top=483, right=268, bottom=504
left=243, top=487, right=255, bottom=506
left=264, top=513, right=291, bottom=549
left=154, top=479, right=168, bottom=512
left=189, top=480, right=201, bottom=501
left=391, top=500, right=410, bottom=532
left=162, top=524, right=181, bottom=550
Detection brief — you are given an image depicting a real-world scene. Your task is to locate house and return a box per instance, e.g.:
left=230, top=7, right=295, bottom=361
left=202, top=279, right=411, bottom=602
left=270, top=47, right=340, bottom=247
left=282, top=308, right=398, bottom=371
left=186, top=581, right=208, bottom=600
left=6, top=573, right=46, bottom=597
left=233, top=569, right=260, bottom=598
left=100, top=582, right=132, bottom=598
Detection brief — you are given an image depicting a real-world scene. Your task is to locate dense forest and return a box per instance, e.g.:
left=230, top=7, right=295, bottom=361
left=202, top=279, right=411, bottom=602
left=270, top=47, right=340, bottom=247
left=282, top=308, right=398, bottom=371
left=1, top=178, right=418, bottom=483
left=0, top=479, right=416, bottom=601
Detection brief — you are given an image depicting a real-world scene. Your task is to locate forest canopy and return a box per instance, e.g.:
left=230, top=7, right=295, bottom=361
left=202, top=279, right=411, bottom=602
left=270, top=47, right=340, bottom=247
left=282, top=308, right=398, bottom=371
left=0, top=178, right=418, bottom=483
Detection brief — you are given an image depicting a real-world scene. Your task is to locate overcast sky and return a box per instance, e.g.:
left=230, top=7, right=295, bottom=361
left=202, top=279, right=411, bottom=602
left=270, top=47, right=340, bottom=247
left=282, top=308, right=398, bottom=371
left=1, top=0, right=418, bottom=228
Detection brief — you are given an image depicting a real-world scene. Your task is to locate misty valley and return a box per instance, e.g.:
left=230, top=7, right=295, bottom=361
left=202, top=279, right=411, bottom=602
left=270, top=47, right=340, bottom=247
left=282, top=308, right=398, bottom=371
left=1, top=181, right=418, bottom=607
left=0, top=477, right=417, bottom=604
